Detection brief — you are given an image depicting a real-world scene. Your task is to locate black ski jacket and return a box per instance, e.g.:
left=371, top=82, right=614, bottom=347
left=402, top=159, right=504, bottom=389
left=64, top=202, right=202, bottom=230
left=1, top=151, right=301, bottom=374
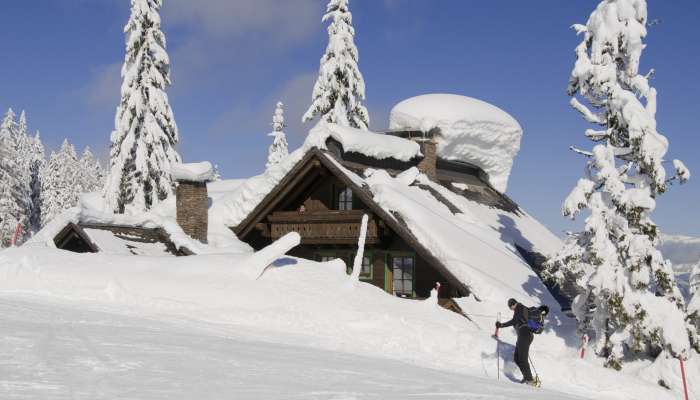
left=501, top=303, right=528, bottom=332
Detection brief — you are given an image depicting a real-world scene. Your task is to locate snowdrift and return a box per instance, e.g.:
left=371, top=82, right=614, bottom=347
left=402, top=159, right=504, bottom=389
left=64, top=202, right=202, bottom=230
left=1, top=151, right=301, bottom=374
left=390, top=94, right=523, bottom=193
left=0, top=246, right=695, bottom=400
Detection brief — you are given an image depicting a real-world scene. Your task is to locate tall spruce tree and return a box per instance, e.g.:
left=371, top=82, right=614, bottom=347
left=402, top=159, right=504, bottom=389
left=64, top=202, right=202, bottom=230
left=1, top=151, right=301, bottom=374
left=266, top=102, right=289, bottom=169
left=79, top=147, right=105, bottom=193
left=0, top=109, right=31, bottom=246
left=40, top=139, right=82, bottom=227
left=303, top=0, right=370, bottom=130
left=14, top=111, right=34, bottom=241
left=0, top=120, right=21, bottom=247
left=103, top=0, right=181, bottom=214
left=29, top=131, right=46, bottom=232
left=543, top=0, right=691, bottom=369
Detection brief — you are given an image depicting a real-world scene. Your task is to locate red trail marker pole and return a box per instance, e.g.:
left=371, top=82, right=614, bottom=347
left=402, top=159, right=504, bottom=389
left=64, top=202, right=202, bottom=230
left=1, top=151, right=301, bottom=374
left=579, top=334, right=589, bottom=359
left=11, top=223, right=21, bottom=247
left=679, top=356, right=689, bottom=400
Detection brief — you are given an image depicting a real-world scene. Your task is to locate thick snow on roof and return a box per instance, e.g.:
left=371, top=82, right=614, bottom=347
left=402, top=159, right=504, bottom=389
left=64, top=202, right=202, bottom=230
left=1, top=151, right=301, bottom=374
left=360, top=167, right=560, bottom=302
left=390, top=94, right=523, bottom=193
left=29, top=192, right=251, bottom=255
left=306, top=122, right=421, bottom=161
left=83, top=228, right=172, bottom=256
left=172, top=162, right=214, bottom=182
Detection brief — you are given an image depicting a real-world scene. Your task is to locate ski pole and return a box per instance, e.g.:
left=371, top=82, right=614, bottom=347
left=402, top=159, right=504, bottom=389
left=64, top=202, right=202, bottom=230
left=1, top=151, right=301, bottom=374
left=529, top=355, right=540, bottom=386
left=495, top=312, right=500, bottom=380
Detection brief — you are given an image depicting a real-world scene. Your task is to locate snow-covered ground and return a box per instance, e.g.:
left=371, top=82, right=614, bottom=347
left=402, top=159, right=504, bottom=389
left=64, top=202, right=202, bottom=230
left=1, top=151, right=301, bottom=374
left=0, top=295, right=584, bottom=400
left=0, top=247, right=695, bottom=400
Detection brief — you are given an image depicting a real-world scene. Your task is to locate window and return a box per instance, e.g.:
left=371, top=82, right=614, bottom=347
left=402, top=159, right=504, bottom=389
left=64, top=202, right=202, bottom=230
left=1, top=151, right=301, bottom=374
left=335, top=186, right=353, bottom=210
left=346, top=254, right=372, bottom=280
left=392, top=256, right=414, bottom=297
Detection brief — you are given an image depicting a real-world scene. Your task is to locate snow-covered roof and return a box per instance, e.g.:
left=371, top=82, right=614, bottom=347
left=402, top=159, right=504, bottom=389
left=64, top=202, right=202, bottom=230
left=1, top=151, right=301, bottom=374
left=389, top=94, right=523, bottom=193
left=83, top=227, right=174, bottom=256
left=172, top=162, right=214, bottom=182
left=306, top=122, right=421, bottom=162
left=222, top=142, right=561, bottom=303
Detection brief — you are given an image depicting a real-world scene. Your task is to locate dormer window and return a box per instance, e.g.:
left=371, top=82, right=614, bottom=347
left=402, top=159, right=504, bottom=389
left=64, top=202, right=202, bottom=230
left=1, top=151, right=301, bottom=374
left=335, top=186, right=353, bottom=210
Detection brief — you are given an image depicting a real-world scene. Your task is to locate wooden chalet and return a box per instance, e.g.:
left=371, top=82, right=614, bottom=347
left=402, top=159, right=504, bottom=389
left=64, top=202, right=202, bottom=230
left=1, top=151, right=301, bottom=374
left=232, top=128, right=572, bottom=305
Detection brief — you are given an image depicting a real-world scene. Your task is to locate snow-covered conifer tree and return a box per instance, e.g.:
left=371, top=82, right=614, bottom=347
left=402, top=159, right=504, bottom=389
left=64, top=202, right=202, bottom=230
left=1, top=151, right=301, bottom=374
left=0, top=124, right=21, bottom=247
left=266, top=102, right=289, bottom=169
left=0, top=109, right=31, bottom=246
left=28, top=131, right=45, bottom=232
left=303, top=0, right=370, bottom=130
left=543, top=0, right=690, bottom=369
left=14, top=111, right=34, bottom=241
left=689, top=262, right=700, bottom=353
left=103, top=0, right=181, bottom=214
left=40, top=139, right=82, bottom=227
left=80, top=147, right=105, bottom=193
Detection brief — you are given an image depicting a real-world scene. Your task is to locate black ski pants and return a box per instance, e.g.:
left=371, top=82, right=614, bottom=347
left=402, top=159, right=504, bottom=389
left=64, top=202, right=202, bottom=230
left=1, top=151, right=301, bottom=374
left=514, top=327, right=534, bottom=381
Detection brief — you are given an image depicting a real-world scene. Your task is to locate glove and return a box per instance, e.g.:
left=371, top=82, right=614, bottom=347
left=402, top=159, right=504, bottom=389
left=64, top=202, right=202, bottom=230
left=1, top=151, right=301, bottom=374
left=495, top=321, right=502, bottom=328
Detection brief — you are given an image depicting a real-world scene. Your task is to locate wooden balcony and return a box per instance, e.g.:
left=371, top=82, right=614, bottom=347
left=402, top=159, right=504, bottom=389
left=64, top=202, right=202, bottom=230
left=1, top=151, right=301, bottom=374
left=263, top=210, right=382, bottom=245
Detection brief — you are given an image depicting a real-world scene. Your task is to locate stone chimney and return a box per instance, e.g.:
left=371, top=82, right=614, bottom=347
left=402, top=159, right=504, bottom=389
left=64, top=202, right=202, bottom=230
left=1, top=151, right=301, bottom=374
left=172, top=162, right=213, bottom=244
left=416, top=138, right=437, bottom=181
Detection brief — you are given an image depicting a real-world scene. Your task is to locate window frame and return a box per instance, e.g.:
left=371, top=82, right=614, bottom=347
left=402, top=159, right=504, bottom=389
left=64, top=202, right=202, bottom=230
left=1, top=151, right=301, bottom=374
left=315, top=250, right=373, bottom=281
left=332, top=184, right=354, bottom=211
left=390, top=253, right=416, bottom=298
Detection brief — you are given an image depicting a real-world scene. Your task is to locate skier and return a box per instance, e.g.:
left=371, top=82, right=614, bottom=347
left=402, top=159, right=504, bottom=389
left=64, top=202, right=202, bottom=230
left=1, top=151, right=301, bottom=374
left=495, top=298, right=548, bottom=386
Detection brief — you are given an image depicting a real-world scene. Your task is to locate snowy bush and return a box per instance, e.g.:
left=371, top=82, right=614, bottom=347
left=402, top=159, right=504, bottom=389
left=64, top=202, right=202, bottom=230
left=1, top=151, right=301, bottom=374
left=303, top=0, right=370, bottom=130
left=543, top=0, right=692, bottom=369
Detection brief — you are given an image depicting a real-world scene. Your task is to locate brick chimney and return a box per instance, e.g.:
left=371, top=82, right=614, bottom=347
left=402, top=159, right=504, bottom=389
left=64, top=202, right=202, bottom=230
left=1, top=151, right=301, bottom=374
left=172, top=162, right=213, bottom=244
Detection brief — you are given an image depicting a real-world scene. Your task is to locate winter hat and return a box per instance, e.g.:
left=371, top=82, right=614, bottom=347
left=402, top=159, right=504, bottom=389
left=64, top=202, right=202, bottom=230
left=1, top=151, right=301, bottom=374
left=507, top=298, right=517, bottom=308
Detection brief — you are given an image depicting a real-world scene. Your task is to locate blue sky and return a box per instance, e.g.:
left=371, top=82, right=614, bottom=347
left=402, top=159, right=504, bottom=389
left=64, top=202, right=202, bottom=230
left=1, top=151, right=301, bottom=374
left=1, top=0, right=698, bottom=237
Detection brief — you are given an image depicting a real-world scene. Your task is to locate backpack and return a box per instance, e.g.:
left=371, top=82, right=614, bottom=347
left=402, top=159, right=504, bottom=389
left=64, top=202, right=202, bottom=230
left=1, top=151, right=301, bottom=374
left=525, top=306, right=546, bottom=334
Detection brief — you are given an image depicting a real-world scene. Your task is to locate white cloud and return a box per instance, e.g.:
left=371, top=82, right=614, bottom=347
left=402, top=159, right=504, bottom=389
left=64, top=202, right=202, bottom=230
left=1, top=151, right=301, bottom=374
left=164, top=0, right=321, bottom=43
left=80, top=62, right=122, bottom=109
left=209, top=72, right=317, bottom=142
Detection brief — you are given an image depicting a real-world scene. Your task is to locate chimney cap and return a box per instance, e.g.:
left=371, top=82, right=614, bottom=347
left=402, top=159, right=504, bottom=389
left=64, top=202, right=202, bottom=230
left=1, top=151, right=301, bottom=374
left=172, top=162, right=214, bottom=183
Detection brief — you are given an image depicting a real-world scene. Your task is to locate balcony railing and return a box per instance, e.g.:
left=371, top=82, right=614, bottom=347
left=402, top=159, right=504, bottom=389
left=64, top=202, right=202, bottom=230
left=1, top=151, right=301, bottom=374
left=266, top=210, right=381, bottom=244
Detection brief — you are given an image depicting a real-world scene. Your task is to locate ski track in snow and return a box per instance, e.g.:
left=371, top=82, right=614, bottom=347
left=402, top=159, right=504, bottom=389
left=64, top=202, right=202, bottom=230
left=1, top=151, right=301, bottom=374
left=0, top=296, right=586, bottom=400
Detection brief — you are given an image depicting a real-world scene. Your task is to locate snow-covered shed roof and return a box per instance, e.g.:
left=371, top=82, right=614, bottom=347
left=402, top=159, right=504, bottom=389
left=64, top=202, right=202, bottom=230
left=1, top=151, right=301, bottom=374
left=389, top=94, right=523, bottom=193
left=53, top=222, right=191, bottom=256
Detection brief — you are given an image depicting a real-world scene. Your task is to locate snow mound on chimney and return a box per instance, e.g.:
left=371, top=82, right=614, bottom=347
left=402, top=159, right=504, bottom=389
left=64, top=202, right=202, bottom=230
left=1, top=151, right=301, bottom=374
left=390, top=94, right=523, bottom=193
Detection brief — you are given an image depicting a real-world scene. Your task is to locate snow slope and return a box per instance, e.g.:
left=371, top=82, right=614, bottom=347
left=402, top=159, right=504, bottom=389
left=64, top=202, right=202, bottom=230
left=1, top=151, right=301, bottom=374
left=0, top=246, right=695, bottom=400
left=0, top=296, right=585, bottom=400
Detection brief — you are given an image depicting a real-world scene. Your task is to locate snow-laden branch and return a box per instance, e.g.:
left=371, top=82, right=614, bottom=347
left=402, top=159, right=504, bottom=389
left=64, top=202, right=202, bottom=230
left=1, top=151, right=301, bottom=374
left=570, top=98, right=605, bottom=125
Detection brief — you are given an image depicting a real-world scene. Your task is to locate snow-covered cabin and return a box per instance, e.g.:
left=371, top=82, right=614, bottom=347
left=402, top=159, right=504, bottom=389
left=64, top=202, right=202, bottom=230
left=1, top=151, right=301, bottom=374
left=217, top=95, right=575, bottom=309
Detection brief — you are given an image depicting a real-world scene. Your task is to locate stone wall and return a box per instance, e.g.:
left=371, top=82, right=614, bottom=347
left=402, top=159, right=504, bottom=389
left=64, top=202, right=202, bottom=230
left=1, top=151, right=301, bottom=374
left=176, top=181, right=208, bottom=243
